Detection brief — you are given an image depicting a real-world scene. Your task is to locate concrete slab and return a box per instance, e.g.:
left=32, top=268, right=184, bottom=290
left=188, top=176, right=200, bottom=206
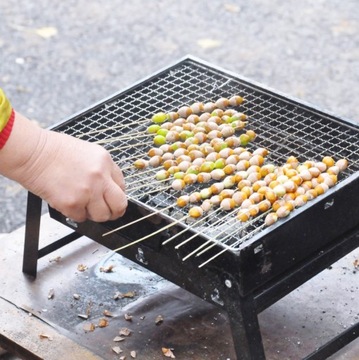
left=0, top=214, right=358, bottom=359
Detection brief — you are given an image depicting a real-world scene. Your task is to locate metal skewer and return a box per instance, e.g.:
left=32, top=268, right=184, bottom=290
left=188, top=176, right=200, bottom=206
left=76, top=118, right=150, bottom=138
left=108, top=141, right=150, bottom=152
left=96, top=132, right=155, bottom=144
left=161, top=207, right=223, bottom=246
left=180, top=210, right=238, bottom=261
left=197, top=220, right=267, bottom=268
left=195, top=230, right=235, bottom=258
left=112, top=215, right=189, bottom=252
left=129, top=185, right=174, bottom=198
left=181, top=240, right=212, bottom=262
left=117, top=154, right=149, bottom=162
left=127, top=179, right=172, bottom=193
left=174, top=208, right=237, bottom=249
left=102, top=203, right=176, bottom=236
left=123, top=167, right=160, bottom=178
left=111, top=132, right=154, bottom=141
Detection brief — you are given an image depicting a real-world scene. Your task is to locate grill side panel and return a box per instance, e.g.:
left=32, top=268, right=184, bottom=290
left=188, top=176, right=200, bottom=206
left=238, top=173, right=359, bottom=294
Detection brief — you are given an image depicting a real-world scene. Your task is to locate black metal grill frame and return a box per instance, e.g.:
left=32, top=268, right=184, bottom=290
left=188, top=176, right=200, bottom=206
left=49, top=55, right=359, bottom=254
left=22, top=55, right=359, bottom=360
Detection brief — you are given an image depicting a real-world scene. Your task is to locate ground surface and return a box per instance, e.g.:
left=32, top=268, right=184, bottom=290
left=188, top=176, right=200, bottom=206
left=0, top=0, right=358, bottom=231
left=0, top=218, right=358, bottom=359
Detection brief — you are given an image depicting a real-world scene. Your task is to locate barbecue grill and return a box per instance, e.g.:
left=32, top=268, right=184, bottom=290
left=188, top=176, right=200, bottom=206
left=23, top=55, right=359, bottom=360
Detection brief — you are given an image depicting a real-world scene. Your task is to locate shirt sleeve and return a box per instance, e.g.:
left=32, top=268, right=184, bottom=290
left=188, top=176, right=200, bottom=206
left=0, top=88, right=13, bottom=132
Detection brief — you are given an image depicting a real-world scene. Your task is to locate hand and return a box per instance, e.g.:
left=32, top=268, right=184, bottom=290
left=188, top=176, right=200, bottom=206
left=30, top=130, right=128, bottom=222
left=0, top=112, right=128, bottom=222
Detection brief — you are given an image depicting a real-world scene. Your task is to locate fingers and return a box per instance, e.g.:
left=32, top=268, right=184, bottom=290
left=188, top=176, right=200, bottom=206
left=103, top=177, right=128, bottom=219
left=37, top=138, right=128, bottom=223
left=49, top=180, right=128, bottom=223
left=84, top=187, right=127, bottom=223
left=111, top=163, right=126, bottom=192
left=49, top=198, right=88, bottom=223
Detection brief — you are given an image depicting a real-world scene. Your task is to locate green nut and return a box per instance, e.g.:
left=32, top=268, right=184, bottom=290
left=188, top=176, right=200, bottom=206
left=152, top=112, right=169, bottom=124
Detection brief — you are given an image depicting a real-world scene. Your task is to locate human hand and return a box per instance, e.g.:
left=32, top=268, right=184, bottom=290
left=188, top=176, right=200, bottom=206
left=31, top=130, right=128, bottom=222
left=0, top=112, right=128, bottom=222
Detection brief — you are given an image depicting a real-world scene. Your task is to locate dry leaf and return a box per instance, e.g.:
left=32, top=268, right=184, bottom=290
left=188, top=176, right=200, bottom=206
left=113, top=336, right=125, bottom=342
left=197, top=38, right=221, bottom=49
left=34, top=27, right=58, bottom=39
left=49, top=256, right=61, bottom=263
left=47, top=288, right=55, bottom=300
left=83, top=323, right=96, bottom=332
left=98, top=318, right=109, bottom=328
left=124, top=313, right=133, bottom=321
left=331, top=21, right=357, bottom=36
left=119, top=327, right=132, bottom=336
left=103, top=309, right=113, bottom=317
left=39, top=334, right=52, bottom=341
left=130, top=350, right=136, bottom=358
left=162, top=347, right=176, bottom=358
left=224, top=3, right=241, bottom=13
left=114, top=291, right=136, bottom=300
left=155, top=315, right=164, bottom=325
left=112, top=346, right=123, bottom=354
left=100, top=264, right=114, bottom=273
left=77, top=264, right=88, bottom=272
left=78, top=314, right=89, bottom=320
left=122, top=291, right=136, bottom=298
left=354, top=259, right=359, bottom=269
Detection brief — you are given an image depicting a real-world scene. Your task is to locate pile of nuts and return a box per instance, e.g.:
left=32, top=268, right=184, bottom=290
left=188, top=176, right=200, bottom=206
left=132, top=96, right=348, bottom=227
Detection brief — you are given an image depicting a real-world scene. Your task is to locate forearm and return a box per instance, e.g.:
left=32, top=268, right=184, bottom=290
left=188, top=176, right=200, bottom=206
left=0, top=111, right=47, bottom=185
left=0, top=89, right=127, bottom=222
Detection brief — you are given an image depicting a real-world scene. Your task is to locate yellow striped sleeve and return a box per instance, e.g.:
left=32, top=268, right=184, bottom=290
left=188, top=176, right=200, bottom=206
left=0, top=88, right=13, bottom=132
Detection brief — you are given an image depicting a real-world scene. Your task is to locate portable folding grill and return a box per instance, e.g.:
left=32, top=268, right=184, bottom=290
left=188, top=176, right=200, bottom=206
left=23, top=56, right=359, bottom=359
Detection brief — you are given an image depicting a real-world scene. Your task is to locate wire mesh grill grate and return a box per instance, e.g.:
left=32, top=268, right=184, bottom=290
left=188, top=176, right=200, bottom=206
left=55, top=58, right=359, bottom=252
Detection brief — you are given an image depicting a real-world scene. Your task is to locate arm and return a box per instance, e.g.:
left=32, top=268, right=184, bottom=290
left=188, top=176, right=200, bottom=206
left=0, top=107, right=128, bottom=223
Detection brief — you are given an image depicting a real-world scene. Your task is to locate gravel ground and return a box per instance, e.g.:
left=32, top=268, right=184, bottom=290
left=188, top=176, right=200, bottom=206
left=0, top=0, right=358, bottom=233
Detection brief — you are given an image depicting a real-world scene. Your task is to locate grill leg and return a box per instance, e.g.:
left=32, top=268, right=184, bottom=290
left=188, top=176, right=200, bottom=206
left=22, top=192, right=42, bottom=277
left=224, top=286, right=265, bottom=360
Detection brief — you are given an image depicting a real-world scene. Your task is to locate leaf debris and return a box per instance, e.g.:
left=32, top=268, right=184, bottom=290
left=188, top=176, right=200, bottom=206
left=224, top=3, right=241, bottom=13
left=124, top=313, right=133, bottom=321
left=197, top=38, right=221, bottom=49
left=47, top=288, right=55, bottom=300
left=119, top=327, right=132, bottom=337
left=98, top=318, right=109, bottom=328
left=77, top=264, right=88, bottom=272
left=39, top=333, right=53, bottom=341
left=155, top=315, right=164, bottom=325
left=78, top=314, right=89, bottom=320
left=34, top=27, right=58, bottom=39
left=162, top=347, right=176, bottom=358
left=83, top=323, right=96, bottom=332
left=112, top=346, right=123, bottom=354
left=103, top=309, right=113, bottom=317
left=113, top=336, right=126, bottom=342
left=100, top=264, right=115, bottom=273
left=114, top=291, right=136, bottom=300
